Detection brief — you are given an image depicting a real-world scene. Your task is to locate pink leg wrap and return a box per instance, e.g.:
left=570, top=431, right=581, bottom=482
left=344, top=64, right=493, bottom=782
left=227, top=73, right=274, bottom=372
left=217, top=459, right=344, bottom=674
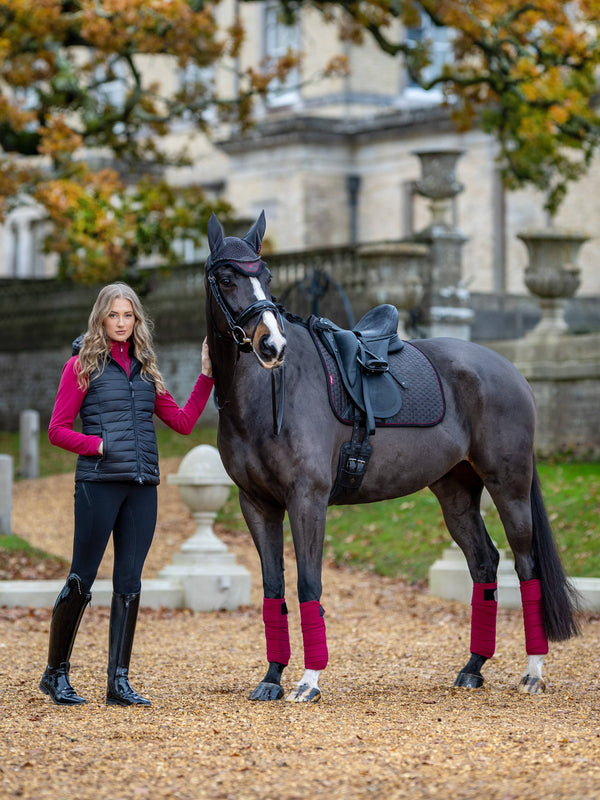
left=470, top=582, right=498, bottom=659
left=300, top=600, right=328, bottom=670
left=262, top=598, right=291, bottom=665
left=520, top=578, right=549, bottom=655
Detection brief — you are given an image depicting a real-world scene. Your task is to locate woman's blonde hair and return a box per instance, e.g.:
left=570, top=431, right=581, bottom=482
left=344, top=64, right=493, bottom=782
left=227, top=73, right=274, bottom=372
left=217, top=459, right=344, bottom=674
left=76, top=282, right=166, bottom=394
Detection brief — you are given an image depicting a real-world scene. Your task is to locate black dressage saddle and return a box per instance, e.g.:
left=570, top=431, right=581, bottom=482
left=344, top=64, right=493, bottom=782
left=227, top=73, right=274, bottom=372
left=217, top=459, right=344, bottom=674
left=313, top=304, right=406, bottom=435
left=309, top=304, right=445, bottom=500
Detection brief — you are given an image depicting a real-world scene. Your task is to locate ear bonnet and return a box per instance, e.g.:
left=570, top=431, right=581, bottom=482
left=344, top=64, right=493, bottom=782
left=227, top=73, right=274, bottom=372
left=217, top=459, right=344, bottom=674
left=206, top=211, right=267, bottom=275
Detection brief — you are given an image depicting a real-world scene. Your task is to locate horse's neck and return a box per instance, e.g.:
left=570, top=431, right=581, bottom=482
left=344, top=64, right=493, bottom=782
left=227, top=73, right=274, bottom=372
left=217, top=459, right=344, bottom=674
left=211, top=337, right=267, bottom=417
left=210, top=319, right=309, bottom=423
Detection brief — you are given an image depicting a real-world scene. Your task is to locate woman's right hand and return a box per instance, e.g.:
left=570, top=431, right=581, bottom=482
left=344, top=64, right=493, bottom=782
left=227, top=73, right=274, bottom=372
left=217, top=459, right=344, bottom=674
left=97, top=440, right=103, bottom=456
left=201, top=338, right=213, bottom=378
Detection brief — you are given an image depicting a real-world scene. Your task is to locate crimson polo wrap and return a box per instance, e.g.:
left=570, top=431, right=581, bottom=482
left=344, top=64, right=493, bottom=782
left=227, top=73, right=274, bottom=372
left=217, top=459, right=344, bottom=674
left=470, top=582, right=498, bottom=659
left=300, top=600, right=328, bottom=670
left=262, top=597, right=291, bottom=665
left=520, top=578, right=549, bottom=655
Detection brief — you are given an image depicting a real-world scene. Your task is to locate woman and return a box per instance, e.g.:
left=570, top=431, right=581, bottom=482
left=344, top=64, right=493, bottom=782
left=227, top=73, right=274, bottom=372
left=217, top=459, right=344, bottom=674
left=40, top=282, right=214, bottom=707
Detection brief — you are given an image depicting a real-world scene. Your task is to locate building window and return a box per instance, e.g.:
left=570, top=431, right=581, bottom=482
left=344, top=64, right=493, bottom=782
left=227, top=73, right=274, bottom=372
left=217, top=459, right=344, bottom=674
left=404, top=14, right=453, bottom=101
left=263, top=1, right=301, bottom=108
left=2, top=205, right=49, bottom=278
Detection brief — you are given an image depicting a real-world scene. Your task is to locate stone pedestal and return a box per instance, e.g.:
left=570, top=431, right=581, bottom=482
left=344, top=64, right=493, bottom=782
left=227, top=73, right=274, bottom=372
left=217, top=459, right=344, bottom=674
left=412, top=149, right=474, bottom=339
left=360, top=241, right=427, bottom=338
left=428, top=543, right=520, bottom=608
left=160, top=445, right=251, bottom=611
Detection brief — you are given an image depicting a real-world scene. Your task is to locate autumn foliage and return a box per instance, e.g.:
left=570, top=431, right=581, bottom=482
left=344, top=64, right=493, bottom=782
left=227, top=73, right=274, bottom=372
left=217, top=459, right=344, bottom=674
left=1, top=1, right=600, bottom=282
left=313, top=0, right=600, bottom=214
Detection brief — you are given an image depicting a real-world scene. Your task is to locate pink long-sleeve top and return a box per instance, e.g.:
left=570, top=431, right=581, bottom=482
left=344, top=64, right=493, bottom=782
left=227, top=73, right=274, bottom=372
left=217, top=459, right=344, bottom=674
left=48, top=340, right=214, bottom=456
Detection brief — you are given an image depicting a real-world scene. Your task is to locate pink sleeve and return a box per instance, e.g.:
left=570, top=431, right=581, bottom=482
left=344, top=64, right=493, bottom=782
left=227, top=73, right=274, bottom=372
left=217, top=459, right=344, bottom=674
left=48, top=357, right=103, bottom=456
left=154, top=374, right=215, bottom=435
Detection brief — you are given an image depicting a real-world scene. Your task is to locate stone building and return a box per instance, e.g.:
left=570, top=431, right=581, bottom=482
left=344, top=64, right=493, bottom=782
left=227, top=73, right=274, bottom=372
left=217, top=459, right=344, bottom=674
left=1, top=1, right=599, bottom=306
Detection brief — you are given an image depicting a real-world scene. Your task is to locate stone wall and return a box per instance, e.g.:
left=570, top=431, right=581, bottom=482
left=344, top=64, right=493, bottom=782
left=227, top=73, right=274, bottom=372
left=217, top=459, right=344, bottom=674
left=1, top=268, right=599, bottom=457
left=488, top=333, right=600, bottom=458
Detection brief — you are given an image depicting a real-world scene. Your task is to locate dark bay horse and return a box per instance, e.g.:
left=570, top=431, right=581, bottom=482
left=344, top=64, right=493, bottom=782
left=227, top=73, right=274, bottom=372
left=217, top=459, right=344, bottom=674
left=205, top=211, right=579, bottom=703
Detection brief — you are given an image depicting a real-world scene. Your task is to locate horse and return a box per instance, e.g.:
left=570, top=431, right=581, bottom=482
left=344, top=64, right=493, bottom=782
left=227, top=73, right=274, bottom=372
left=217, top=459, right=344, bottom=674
left=204, top=211, right=579, bottom=703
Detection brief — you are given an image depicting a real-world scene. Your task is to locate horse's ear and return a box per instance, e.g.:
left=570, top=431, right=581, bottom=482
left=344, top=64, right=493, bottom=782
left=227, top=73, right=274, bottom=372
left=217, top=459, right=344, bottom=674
left=243, top=210, right=266, bottom=254
left=207, top=213, right=224, bottom=256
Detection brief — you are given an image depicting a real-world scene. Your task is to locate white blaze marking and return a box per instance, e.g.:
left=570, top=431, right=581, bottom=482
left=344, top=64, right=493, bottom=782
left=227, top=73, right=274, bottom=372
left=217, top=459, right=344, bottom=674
left=250, top=277, right=286, bottom=355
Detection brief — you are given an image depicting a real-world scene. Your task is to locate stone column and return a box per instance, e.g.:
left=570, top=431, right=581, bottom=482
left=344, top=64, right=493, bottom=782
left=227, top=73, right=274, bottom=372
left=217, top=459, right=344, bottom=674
left=0, top=454, right=13, bottom=535
left=20, top=409, right=39, bottom=479
left=412, top=149, right=474, bottom=339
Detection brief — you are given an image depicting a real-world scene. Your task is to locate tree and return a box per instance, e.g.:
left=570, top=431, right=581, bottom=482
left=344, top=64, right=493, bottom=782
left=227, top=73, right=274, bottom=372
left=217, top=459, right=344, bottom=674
left=1, top=1, right=598, bottom=285
left=0, top=0, right=313, bottom=283
left=289, top=0, right=600, bottom=216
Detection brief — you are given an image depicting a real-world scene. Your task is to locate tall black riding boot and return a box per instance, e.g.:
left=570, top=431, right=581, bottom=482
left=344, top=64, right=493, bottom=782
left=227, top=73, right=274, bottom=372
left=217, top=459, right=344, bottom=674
left=39, top=573, right=91, bottom=705
left=106, top=591, right=150, bottom=706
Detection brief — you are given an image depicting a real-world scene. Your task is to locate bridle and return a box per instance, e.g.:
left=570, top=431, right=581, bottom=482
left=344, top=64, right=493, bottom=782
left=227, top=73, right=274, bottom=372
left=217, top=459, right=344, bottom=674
left=206, top=260, right=287, bottom=435
left=206, top=263, right=285, bottom=355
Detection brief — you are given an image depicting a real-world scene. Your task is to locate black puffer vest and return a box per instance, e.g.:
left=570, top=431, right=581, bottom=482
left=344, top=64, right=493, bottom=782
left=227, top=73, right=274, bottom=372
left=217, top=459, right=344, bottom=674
left=74, top=343, right=160, bottom=485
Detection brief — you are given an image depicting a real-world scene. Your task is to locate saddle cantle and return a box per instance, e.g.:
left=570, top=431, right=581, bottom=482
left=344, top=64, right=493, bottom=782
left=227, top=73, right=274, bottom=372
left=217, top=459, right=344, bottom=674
left=310, top=305, right=445, bottom=434
left=313, top=305, right=406, bottom=434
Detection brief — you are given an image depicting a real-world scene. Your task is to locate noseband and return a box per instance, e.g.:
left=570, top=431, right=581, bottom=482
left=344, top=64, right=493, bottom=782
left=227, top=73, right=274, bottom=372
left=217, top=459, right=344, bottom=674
left=206, top=268, right=285, bottom=354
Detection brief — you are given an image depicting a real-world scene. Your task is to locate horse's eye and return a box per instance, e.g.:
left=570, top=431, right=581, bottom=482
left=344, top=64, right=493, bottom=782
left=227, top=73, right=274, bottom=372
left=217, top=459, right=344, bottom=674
left=219, top=276, right=232, bottom=288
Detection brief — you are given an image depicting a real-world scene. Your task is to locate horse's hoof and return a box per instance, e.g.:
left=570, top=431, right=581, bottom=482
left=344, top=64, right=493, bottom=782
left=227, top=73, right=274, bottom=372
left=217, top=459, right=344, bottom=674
left=249, top=681, right=284, bottom=701
left=285, top=683, right=322, bottom=703
left=454, top=671, right=484, bottom=689
left=517, top=675, right=546, bottom=695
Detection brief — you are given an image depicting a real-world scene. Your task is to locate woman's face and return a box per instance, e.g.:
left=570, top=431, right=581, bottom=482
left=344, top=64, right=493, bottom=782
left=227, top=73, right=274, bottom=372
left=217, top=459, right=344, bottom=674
left=103, top=298, right=135, bottom=343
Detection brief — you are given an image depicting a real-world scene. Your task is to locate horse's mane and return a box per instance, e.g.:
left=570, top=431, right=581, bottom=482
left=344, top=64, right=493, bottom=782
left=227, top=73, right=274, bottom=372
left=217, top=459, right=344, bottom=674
left=277, top=305, right=309, bottom=328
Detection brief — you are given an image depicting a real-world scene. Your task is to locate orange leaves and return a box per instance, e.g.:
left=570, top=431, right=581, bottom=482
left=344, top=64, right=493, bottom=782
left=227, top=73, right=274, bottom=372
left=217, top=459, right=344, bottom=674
left=78, top=0, right=222, bottom=61
left=38, top=118, right=84, bottom=158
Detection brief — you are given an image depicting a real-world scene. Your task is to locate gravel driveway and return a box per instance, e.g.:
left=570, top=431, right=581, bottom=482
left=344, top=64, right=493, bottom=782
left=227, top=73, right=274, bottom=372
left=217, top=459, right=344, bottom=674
left=2, top=462, right=600, bottom=799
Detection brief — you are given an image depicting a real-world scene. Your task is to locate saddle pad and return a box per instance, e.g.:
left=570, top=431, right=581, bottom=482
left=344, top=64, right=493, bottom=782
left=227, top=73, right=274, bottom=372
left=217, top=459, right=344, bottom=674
left=309, top=316, right=445, bottom=427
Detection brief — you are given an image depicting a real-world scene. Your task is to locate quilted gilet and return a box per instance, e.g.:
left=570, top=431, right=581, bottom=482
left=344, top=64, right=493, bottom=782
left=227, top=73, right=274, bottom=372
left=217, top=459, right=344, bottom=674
left=74, top=356, right=160, bottom=484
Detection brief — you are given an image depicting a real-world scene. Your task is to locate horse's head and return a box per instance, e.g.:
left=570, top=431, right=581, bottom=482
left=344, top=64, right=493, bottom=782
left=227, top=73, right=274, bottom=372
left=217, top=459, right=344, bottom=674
left=205, top=211, right=286, bottom=369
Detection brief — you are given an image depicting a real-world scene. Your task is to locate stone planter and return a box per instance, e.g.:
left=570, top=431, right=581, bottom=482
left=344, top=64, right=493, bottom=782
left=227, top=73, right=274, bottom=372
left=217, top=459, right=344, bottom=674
left=359, top=242, right=427, bottom=338
left=413, top=148, right=465, bottom=229
left=518, top=228, right=588, bottom=339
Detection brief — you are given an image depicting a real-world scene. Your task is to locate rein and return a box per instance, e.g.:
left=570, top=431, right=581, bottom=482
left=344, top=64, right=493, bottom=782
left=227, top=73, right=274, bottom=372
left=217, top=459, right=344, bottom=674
left=207, top=270, right=286, bottom=435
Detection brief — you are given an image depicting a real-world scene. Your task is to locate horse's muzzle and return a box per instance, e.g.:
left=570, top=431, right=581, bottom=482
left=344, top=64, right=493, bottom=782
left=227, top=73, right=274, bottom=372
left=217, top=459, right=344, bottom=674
left=252, top=316, right=286, bottom=368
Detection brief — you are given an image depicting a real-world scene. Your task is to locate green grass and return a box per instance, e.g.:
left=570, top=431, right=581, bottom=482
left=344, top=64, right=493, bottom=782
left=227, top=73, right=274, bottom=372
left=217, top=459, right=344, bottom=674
left=1, top=426, right=599, bottom=584
left=217, top=460, right=600, bottom=584
left=0, top=425, right=218, bottom=478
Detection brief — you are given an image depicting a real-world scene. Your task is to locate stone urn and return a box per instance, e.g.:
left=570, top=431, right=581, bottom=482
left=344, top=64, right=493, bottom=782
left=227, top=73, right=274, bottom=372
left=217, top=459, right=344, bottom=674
left=160, top=444, right=251, bottom=611
left=359, top=242, right=427, bottom=338
left=518, top=228, right=588, bottom=339
left=413, top=149, right=465, bottom=229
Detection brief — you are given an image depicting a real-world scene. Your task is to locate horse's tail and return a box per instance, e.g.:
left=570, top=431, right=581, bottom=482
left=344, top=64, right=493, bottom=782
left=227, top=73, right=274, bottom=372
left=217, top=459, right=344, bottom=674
left=531, top=458, right=581, bottom=641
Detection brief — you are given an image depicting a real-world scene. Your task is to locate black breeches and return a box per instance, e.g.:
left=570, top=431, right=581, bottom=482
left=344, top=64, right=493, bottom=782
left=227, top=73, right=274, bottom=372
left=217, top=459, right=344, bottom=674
left=70, top=481, right=158, bottom=595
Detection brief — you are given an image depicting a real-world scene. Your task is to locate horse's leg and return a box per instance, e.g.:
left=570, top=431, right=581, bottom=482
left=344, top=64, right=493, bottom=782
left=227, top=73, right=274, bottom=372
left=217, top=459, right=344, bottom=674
left=285, top=491, right=329, bottom=703
left=430, top=463, right=500, bottom=689
left=238, top=491, right=289, bottom=701
left=485, top=467, right=550, bottom=695
left=478, top=455, right=578, bottom=695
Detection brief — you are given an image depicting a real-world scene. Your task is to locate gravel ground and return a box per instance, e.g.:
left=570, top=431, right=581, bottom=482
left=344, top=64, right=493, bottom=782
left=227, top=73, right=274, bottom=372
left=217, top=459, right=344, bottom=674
left=2, top=461, right=600, bottom=800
